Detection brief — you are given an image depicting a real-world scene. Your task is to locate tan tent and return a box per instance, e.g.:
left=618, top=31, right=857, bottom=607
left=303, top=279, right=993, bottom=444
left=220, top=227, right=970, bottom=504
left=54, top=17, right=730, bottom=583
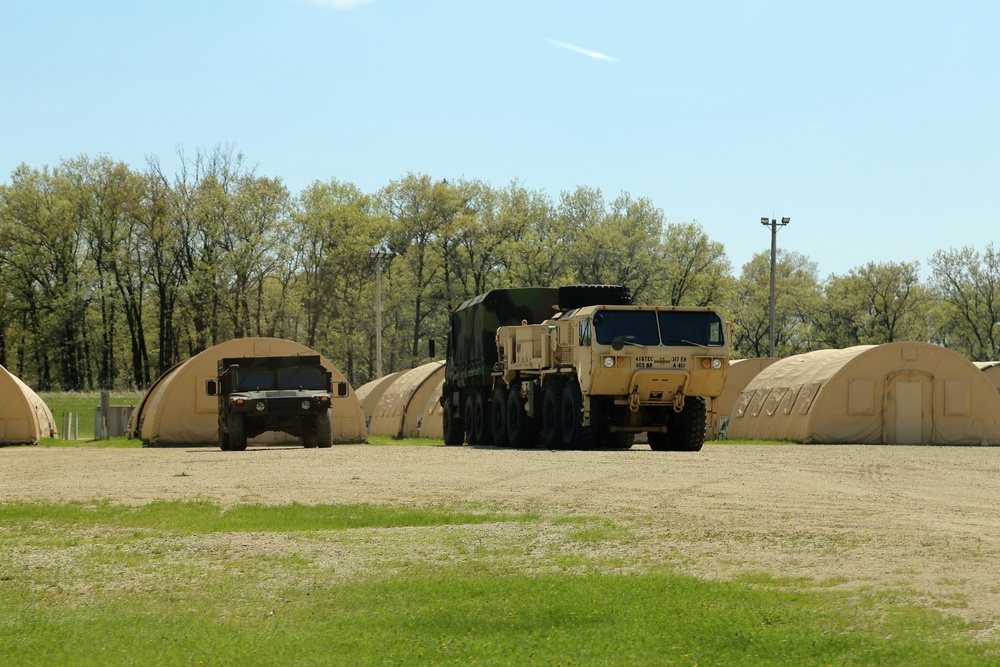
left=0, top=365, right=57, bottom=444
left=727, top=343, right=1000, bottom=445
left=974, top=362, right=1000, bottom=392
left=417, top=378, right=445, bottom=439
left=367, top=361, right=445, bottom=439
left=130, top=337, right=366, bottom=445
left=708, top=358, right=777, bottom=439
left=355, top=371, right=404, bottom=426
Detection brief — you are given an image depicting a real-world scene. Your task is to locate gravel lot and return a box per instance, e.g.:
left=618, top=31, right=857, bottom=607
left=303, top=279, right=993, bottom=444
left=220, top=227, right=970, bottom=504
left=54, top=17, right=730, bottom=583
left=4, top=443, right=1000, bottom=633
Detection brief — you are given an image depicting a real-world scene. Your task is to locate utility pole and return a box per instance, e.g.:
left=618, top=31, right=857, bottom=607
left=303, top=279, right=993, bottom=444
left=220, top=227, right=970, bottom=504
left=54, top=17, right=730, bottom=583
left=371, top=248, right=393, bottom=378
left=760, top=216, right=790, bottom=358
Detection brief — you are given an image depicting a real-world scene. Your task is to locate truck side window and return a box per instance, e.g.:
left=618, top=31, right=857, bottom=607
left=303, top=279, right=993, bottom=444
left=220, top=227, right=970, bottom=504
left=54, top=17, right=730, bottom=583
left=579, top=319, right=591, bottom=346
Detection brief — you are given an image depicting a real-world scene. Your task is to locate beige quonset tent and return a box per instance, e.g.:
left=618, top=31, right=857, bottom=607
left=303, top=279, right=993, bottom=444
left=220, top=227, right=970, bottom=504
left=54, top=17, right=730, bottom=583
left=708, top=358, right=778, bottom=439
left=417, top=378, right=445, bottom=439
left=727, top=342, right=1000, bottom=445
left=367, top=361, right=445, bottom=439
left=974, top=362, right=1000, bottom=392
left=130, top=337, right=366, bottom=446
left=0, top=365, right=57, bottom=444
left=355, top=371, right=404, bottom=428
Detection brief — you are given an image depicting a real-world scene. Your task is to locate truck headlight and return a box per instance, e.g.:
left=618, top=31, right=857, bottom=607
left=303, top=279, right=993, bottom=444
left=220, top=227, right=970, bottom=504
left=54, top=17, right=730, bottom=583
left=255, top=401, right=266, bottom=412
left=603, top=356, right=615, bottom=368
left=301, top=400, right=312, bottom=410
left=712, top=358, right=723, bottom=370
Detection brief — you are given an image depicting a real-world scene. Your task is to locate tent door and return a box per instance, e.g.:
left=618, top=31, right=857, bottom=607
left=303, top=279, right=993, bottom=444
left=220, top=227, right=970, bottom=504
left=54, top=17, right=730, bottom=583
left=884, top=372, right=933, bottom=444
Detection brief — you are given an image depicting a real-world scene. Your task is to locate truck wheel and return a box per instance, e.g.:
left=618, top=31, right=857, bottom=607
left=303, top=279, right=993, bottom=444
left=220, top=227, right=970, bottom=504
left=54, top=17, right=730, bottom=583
left=475, top=392, right=494, bottom=446
left=442, top=398, right=465, bottom=446
left=464, top=397, right=478, bottom=445
left=665, top=397, right=707, bottom=452
left=218, top=425, right=231, bottom=451
left=506, top=389, right=536, bottom=449
left=542, top=382, right=564, bottom=449
left=315, top=410, right=333, bottom=448
left=647, top=431, right=669, bottom=451
left=228, top=412, right=247, bottom=451
left=606, top=432, right=635, bottom=449
left=491, top=386, right=509, bottom=447
left=561, top=380, right=596, bottom=450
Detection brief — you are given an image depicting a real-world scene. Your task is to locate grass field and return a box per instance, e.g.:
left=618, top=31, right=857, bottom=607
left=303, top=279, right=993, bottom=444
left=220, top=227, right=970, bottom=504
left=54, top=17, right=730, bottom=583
left=1, top=499, right=997, bottom=666
left=41, top=391, right=144, bottom=441
left=14, top=394, right=999, bottom=663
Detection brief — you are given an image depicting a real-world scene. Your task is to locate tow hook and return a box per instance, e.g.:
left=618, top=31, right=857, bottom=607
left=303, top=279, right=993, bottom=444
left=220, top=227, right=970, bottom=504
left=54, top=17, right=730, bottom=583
left=673, top=392, right=686, bottom=413
left=628, top=389, right=640, bottom=413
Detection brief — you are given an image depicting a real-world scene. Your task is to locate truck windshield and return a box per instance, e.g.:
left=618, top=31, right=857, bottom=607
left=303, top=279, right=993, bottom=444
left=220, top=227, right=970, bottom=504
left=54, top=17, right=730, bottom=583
left=658, top=311, right=725, bottom=346
left=277, top=367, right=325, bottom=390
left=235, top=371, right=274, bottom=391
left=592, top=311, right=660, bottom=346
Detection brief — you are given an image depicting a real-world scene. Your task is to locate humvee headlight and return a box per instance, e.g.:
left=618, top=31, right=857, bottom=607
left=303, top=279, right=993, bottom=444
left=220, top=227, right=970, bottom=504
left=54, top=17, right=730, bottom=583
left=712, top=358, right=723, bottom=370
left=301, top=400, right=312, bottom=410
left=255, top=401, right=266, bottom=412
left=603, top=356, right=615, bottom=368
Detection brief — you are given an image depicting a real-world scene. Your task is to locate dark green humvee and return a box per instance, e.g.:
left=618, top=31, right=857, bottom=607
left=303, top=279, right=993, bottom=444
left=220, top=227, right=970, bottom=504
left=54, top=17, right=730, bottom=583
left=205, top=355, right=348, bottom=451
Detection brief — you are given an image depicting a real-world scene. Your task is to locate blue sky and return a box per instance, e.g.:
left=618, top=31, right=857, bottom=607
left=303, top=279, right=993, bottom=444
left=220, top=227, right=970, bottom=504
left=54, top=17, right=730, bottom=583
left=2, top=0, right=997, bottom=279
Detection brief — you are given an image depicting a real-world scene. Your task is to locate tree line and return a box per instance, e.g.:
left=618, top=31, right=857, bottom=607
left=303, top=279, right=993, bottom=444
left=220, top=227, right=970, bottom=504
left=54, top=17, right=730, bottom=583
left=1, top=146, right=998, bottom=391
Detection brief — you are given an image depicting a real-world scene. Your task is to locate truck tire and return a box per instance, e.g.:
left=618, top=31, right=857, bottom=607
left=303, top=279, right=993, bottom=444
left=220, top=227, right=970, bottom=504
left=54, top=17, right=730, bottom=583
left=506, top=389, right=536, bottom=448
left=542, top=382, right=564, bottom=449
left=561, top=380, right=596, bottom=450
left=475, top=392, right=494, bottom=446
left=228, top=412, right=248, bottom=451
left=491, top=386, right=509, bottom=447
left=442, top=397, right=464, bottom=446
left=665, top=396, right=707, bottom=452
left=219, top=424, right=231, bottom=451
left=464, top=397, right=478, bottom=445
left=557, top=284, right=632, bottom=311
left=606, top=432, right=635, bottom=449
left=315, top=410, right=333, bottom=448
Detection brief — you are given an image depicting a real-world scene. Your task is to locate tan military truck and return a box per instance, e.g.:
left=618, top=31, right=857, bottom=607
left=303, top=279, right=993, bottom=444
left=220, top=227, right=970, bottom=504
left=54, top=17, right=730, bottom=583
left=494, top=303, right=731, bottom=451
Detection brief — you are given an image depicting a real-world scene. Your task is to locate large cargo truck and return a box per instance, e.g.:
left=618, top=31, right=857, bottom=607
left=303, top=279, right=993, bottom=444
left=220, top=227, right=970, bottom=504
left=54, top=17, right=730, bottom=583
left=441, top=285, right=731, bottom=451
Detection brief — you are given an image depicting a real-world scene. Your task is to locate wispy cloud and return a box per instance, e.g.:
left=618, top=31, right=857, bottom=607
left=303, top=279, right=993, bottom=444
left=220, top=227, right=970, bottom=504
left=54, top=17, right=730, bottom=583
left=547, top=40, right=620, bottom=63
left=289, top=0, right=374, bottom=9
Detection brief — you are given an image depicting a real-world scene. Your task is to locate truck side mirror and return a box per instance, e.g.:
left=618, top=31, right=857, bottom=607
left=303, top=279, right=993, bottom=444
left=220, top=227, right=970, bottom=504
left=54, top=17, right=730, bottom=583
left=337, top=382, right=349, bottom=397
left=206, top=379, right=218, bottom=396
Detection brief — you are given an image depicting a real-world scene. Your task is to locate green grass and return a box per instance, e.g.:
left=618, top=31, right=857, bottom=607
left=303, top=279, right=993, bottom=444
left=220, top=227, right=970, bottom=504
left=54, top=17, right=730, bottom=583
left=1, top=500, right=998, bottom=666
left=39, top=391, right=144, bottom=441
left=0, top=499, right=537, bottom=533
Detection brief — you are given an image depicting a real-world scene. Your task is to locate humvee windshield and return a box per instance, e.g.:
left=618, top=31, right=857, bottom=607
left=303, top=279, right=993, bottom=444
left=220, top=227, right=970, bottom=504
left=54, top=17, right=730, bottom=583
left=235, top=370, right=275, bottom=391
left=277, top=367, right=326, bottom=390
left=591, top=310, right=725, bottom=347
left=233, top=367, right=326, bottom=391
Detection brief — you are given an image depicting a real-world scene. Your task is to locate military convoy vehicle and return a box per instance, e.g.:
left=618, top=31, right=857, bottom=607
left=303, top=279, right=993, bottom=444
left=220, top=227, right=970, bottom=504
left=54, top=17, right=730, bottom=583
left=205, top=355, right=348, bottom=451
left=441, top=285, right=731, bottom=451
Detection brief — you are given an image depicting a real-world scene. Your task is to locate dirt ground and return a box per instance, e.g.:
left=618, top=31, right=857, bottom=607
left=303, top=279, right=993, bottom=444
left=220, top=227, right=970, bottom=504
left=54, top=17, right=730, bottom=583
left=4, top=443, right=1000, bottom=635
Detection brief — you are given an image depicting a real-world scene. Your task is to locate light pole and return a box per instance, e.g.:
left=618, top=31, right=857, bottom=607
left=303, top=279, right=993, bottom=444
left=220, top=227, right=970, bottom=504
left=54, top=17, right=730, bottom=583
left=760, top=216, right=790, bottom=358
left=371, top=248, right=393, bottom=378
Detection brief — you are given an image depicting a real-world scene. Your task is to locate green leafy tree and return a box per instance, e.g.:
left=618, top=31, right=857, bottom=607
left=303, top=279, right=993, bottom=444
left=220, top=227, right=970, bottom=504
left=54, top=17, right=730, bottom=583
left=817, top=261, right=930, bottom=348
left=729, top=250, right=822, bottom=358
left=657, top=221, right=733, bottom=307
left=929, top=245, right=1000, bottom=360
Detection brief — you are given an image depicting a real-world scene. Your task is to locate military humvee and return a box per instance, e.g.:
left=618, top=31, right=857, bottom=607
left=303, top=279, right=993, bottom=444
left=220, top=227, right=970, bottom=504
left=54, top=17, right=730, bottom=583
left=205, top=355, right=348, bottom=451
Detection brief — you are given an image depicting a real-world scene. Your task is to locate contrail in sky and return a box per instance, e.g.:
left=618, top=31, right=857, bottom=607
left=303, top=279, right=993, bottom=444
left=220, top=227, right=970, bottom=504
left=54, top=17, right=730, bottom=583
left=547, top=39, right=620, bottom=63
